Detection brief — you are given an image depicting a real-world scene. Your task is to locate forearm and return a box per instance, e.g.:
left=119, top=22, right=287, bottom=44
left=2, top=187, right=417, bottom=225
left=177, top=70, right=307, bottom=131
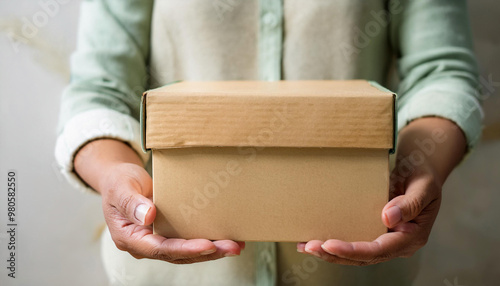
left=393, top=0, right=482, bottom=153
left=74, top=139, right=144, bottom=194
left=396, top=117, right=467, bottom=186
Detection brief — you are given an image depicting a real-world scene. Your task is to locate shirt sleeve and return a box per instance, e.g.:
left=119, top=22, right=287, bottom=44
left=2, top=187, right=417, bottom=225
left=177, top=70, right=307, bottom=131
left=55, top=0, right=154, bottom=193
left=391, top=0, right=483, bottom=152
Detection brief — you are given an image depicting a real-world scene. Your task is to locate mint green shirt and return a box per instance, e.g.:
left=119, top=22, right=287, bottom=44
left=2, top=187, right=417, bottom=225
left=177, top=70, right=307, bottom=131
left=55, top=1, right=483, bottom=285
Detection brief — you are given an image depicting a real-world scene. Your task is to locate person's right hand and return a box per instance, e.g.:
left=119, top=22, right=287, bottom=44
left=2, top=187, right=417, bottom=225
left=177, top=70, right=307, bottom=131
left=74, top=139, right=244, bottom=264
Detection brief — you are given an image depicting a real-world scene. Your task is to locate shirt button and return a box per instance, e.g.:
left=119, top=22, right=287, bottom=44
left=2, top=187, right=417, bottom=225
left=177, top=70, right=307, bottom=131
left=262, top=12, right=278, bottom=29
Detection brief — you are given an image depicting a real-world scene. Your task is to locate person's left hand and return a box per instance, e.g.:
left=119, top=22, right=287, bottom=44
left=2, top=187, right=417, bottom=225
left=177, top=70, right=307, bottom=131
left=297, top=164, right=441, bottom=266
left=297, top=117, right=466, bottom=266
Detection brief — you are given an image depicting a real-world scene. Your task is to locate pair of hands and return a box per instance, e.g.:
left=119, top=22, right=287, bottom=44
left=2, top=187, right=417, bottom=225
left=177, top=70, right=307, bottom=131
left=75, top=118, right=466, bottom=266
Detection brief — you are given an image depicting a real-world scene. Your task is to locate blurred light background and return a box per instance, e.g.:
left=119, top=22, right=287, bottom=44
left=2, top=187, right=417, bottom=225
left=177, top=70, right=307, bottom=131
left=0, top=1, right=499, bottom=285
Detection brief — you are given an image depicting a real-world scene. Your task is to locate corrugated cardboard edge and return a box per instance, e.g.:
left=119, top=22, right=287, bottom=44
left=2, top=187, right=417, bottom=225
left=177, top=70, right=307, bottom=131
left=369, top=81, right=397, bottom=154
left=140, top=92, right=148, bottom=153
left=141, top=80, right=182, bottom=153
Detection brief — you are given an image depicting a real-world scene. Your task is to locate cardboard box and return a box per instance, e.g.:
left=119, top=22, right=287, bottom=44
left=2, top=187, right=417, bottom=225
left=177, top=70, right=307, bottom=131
left=141, top=80, right=396, bottom=242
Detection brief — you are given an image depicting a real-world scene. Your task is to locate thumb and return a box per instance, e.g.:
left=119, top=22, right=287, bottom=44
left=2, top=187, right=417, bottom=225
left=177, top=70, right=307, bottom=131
left=382, top=176, right=436, bottom=228
left=105, top=165, right=156, bottom=226
left=119, top=190, right=156, bottom=226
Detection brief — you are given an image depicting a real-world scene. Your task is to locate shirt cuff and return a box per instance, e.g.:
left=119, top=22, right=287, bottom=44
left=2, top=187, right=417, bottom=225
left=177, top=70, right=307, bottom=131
left=55, top=109, right=150, bottom=193
left=397, top=78, right=484, bottom=152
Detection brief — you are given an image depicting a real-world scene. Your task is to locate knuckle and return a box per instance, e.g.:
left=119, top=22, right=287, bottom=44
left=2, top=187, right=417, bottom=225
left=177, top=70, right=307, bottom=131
left=324, top=256, right=360, bottom=266
left=118, top=194, right=135, bottom=212
left=357, top=261, right=371, bottom=266
left=350, top=260, right=368, bottom=266
left=407, top=196, right=425, bottom=217
left=379, top=252, right=392, bottom=262
left=173, top=257, right=208, bottom=264
left=149, top=248, right=174, bottom=262
left=365, top=256, right=385, bottom=266
left=169, top=260, right=186, bottom=265
left=362, top=250, right=393, bottom=265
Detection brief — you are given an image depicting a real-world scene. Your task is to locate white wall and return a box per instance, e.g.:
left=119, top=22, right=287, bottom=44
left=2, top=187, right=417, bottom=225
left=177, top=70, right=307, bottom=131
left=0, top=1, right=107, bottom=285
left=0, top=1, right=498, bottom=285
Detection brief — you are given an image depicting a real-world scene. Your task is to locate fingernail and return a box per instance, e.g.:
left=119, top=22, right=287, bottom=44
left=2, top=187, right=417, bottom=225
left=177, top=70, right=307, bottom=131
left=200, top=249, right=216, bottom=255
left=224, top=252, right=238, bottom=257
left=134, top=204, right=150, bottom=224
left=297, top=248, right=304, bottom=253
left=321, top=244, right=336, bottom=256
left=385, top=205, right=402, bottom=226
left=305, top=247, right=321, bottom=257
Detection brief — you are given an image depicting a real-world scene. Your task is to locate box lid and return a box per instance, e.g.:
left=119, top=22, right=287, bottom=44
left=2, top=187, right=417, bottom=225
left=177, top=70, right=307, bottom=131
left=141, top=80, right=396, bottom=152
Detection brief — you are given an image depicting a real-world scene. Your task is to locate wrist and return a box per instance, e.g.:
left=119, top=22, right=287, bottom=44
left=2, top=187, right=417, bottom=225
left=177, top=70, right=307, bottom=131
left=74, top=139, right=144, bottom=194
left=395, top=117, right=466, bottom=187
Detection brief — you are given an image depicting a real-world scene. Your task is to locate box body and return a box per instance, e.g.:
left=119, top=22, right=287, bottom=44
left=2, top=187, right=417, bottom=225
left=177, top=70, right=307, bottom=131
left=142, top=80, right=395, bottom=242
left=153, top=147, right=388, bottom=242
